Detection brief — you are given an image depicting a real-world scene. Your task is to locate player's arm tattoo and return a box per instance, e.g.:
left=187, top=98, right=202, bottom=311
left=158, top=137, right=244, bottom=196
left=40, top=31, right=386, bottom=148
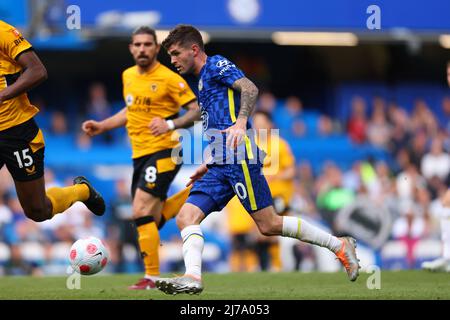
left=232, top=77, right=259, bottom=120
left=173, top=100, right=201, bottom=129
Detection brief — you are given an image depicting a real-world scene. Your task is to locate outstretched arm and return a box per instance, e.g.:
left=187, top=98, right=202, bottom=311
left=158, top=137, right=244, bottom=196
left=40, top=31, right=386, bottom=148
left=82, top=107, right=127, bottom=136
left=173, top=100, right=201, bottom=129
left=149, top=100, right=201, bottom=135
left=0, top=50, right=47, bottom=103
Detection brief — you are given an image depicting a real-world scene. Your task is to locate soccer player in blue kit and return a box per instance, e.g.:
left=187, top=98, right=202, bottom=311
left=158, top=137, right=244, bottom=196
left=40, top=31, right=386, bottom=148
left=156, top=25, right=360, bottom=294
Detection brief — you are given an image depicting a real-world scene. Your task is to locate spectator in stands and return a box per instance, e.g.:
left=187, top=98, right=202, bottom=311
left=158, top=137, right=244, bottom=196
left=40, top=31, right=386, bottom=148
left=411, top=99, right=439, bottom=137
left=0, top=194, right=12, bottom=242
left=394, top=148, right=411, bottom=174
left=76, top=130, right=92, bottom=150
left=347, top=96, right=367, bottom=144
left=375, top=161, right=395, bottom=200
left=367, top=102, right=391, bottom=149
left=85, top=82, right=113, bottom=144
left=285, top=96, right=306, bottom=136
left=342, top=162, right=361, bottom=193
left=275, top=96, right=305, bottom=136
left=439, top=96, right=450, bottom=132
left=296, top=161, right=315, bottom=197
left=421, top=138, right=450, bottom=182
left=387, top=102, right=411, bottom=156
left=317, top=115, right=335, bottom=136
left=256, top=91, right=277, bottom=114
left=49, top=111, right=68, bottom=136
left=408, top=131, right=428, bottom=170
left=86, top=82, right=112, bottom=121
left=315, top=163, right=355, bottom=233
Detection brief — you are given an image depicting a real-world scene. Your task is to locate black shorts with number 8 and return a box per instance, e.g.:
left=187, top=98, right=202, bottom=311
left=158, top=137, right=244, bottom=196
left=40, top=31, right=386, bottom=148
left=131, top=147, right=182, bottom=200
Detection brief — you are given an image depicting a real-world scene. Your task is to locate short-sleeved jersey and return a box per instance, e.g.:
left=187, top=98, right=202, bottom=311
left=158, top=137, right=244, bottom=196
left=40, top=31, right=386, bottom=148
left=258, top=136, right=295, bottom=204
left=197, top=55, right=259, bottom=164
left=0, top=20, right=39, bottom=131
left=123, top=63, right=196, bottom=159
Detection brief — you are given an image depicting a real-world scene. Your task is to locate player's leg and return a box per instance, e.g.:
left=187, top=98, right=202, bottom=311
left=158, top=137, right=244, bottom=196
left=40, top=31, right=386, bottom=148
left=13, top=176, right=51, bottom=222
left=237, top=161, right=360, bottom=281
left=158, top=185, right=192, bottom=230
left=156, top=166, right=234, bottom=294
left=129, top=149, right=182, bottom=289
left=156, top=201, right=207, bottom=295
left=250, top=206, right=359, bottom=280
left=4, top=119, right=104, bottom=221
left=129, top=188, right=163, bottom=288
left=15, top=174, right=104, bottom=221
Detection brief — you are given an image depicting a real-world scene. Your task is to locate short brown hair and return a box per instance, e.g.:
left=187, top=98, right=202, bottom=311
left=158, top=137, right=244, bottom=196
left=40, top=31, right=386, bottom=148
left=131, top=26, right=157, bottom=43
left=162, top=24, right=204, bottom=51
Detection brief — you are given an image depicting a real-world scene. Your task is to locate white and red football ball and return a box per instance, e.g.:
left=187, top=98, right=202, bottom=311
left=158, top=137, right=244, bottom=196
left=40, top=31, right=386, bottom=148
left=69, top=236, right=109, bottom=275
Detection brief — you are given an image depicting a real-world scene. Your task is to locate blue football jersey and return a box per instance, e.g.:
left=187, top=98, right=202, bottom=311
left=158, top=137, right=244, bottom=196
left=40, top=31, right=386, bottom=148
left=197, top=55, right=260, bottom=164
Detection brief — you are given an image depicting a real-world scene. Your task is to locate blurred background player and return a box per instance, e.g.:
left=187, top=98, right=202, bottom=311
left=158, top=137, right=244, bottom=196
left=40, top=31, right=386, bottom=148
left=0, top=20, right=105, bottom=225
left=81, top=26, right=199, bottom=289
left=224, top=110, right=296, bottom=271
left=421, top=61, right=450, bottom=272
left=252, top=110, right=296, bottom=271
left=156, top=25, right=360, bottom=295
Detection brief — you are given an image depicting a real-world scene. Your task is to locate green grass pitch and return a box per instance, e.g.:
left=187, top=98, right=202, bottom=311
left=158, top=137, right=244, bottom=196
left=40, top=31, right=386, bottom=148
left=0, top=271, right=449, bottom=300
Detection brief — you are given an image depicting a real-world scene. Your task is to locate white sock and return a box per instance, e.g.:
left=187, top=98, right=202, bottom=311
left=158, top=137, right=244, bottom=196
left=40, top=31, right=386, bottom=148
left=441, top=217, right=450, bottom=260
left=181, top=224, right=204, bottom=279
left=282, top=216, right=342, bottom=253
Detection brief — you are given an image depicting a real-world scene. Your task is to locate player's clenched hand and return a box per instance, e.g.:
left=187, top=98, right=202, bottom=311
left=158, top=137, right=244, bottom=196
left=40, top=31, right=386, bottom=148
left=221, top=118, right=247, bottom=149
left=149, top=117, right=169, bottom=136
left=186, top=164, right=208, bottom=187
left=81, top=120, right=105, bottom=137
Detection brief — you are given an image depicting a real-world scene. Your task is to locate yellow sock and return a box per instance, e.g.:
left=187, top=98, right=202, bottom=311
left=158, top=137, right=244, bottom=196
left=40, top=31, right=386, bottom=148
left=46, top=184, right=89, bottom=216
left=135, top=216, right=160, bottom=277
left=160, top=186, right=191, bottom=223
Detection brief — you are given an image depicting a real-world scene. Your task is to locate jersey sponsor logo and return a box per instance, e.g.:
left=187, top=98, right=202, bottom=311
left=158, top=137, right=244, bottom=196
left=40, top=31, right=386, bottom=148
left=11, top=28, right=21, bottom=38
left=126, top=95, right=151, bottom=107
left=218, top=63, right=236, bottom=76
left=216, top=59, right=229, bottom=68
left=13, top=36, right=24, bottom=47
left=145, top=182, right=156, bottom=189
left=25, top=165, right=36, bottom=175
left=127, top=106, right=151, bottom=113
left=10, top=29, right=24, bottom=46
left=134, top=95, right=152, bottom=106
left=126, top=94, right=133, bottom=106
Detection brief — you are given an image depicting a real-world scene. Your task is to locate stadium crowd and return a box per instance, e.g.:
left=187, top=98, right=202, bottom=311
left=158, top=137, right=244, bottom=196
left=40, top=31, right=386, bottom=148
left=0, top=81, right=449, bottom=275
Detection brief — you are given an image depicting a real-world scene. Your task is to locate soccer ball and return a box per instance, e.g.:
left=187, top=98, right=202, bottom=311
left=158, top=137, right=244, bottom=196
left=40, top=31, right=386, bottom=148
left=69, top=236, right=109, bottom=275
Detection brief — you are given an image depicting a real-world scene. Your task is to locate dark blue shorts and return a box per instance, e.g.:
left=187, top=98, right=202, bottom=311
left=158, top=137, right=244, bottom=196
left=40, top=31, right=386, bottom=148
left=186, top=161, right=273, bottom=215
